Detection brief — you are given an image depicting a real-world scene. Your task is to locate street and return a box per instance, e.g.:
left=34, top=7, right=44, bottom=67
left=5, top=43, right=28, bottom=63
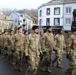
left=0, top=54, right=76, bottom=75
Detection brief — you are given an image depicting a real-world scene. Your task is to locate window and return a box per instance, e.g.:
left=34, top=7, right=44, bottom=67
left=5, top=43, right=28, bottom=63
left=65, top=18, right=71, bottom=25
left=54, top=7, right=60, bottom=15
left=15, top=20, right=17, bottom=23
left=65, top=7, right=71, bottom=14
left=39, top=19, right=42, bottom=25
left=46, top=8, right=50, bottom=15
left=46, top=18, right=50, bottom=26
left=40, top=10, right=42, bottom=17
left=54, top=18, right=60, bottom=25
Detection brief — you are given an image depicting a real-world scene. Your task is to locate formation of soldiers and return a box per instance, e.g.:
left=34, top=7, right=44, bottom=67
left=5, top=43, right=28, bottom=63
left=0, top=25, right=76, bottom=75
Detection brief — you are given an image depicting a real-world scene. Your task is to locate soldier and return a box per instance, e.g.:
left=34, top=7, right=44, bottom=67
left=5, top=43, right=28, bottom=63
left=13, top=25, right=25, bottom=71
left=64, top=29, right=76, bottom=75
left=25, top=25, right=41, bottom=75
left=52, top=29, right=65, bottom=69
left=0, top=29, right=2, bottom=55
left=41, top=26, right=55, bottom=73
left=7, top=28, right=15, bottom=64
left=3, top=30, right=9, bottom=61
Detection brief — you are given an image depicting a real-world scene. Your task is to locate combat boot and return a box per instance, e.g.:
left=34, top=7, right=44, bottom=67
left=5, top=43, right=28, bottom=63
left=19, top=66, right=23, bottom=71
left=41, top=65, right=45, bottom=71
left=14, top=65, right=18, bottom=70
left=25, top=71, right=30, bottom=75
left=64, top=72, right=69, bottom=75
left=52, top=61, right=55, bottom=66
left=46, top=68, right=52, bottom=73
left=56, top=65, right=63, bottom=69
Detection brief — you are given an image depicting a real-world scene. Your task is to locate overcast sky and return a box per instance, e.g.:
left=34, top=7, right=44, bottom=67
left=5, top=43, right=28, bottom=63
left=0, top=0, right=51, bottom=10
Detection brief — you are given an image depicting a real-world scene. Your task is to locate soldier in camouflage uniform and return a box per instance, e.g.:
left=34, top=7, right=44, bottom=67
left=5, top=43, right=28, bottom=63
left=52, top=29, right=65, bottom=69
left=7, top=28, right=15, bottom=64
left=3, top=30, right=9, bottom=61
left=64, top=30, right=76, bottom=75
left=13, top=26, right=25, bottom=71
left=41, top=26, right=55, bottom=73
left=25, top=26, right=41, bottom=75
left=0, top=29, right=2, bottom=55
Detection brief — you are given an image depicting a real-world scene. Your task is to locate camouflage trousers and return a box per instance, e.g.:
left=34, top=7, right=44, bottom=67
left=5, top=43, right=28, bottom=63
left=53, top=50, right=63, bottom=65
left=27, top=55, right=40, bottom=74
left=42, top=50, right=53, bottom=69
left=65, top=55, right=76, bottom=75
left=13, top=50, right=23, bottom=66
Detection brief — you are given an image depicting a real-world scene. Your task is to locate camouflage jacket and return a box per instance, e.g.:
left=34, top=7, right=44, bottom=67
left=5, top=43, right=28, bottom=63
left=14, top=33, right=25, bottom=51
left=42, top=32, right=55, bottom=52
left=55, top=34, right=65, bottom=50
left=25, top=33, right=41, bottom=56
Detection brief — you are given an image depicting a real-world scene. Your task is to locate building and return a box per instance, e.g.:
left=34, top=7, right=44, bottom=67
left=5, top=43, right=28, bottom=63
left=38, top=0, right=76, bottom=31
left=0, top=12, right=14, bottom=31
left=9, top=11, right=38, bottom=30
left=0, top=19, right=14, bottom=31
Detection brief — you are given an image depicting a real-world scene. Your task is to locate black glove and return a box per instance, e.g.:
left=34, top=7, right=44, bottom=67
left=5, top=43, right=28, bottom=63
left=5, top=47, right=8, bottom=51
left=25, top=56, right=30, bottom=60
left=39, top=52, right=43, bottom=61
left=12, top=50, right=15, bottom=53
left=53, top=49, right=57, bottom=53
left=66, top=54, right=71, bottom=59
left=43, top=51, right=46, bottom=55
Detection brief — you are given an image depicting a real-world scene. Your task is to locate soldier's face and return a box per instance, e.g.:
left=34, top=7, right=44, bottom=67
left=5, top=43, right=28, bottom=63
left=19, top=28, right=22, bottom=33
left=34, top=28, right=39, bottom=34
left=25, top=32, right=28, bottom=35
left=74, top=31, right=76, bottom=34
left=48, top=28, right=52, bottom=33
left=11, top=31, right=14, bottom=35
left=60, top=30, right=62, bottom=34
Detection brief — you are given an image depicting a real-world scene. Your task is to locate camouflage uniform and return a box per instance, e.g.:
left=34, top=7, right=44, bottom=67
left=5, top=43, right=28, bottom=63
left=7, top=34, right=15, bottom=63
left=0, top=33, right=2, bottom=54
left=25, top=33, right=41, bottom=74
left=64, top=34, right=76, bottom=75
left=53, top=34, right=65, bottom=67
left=3, top=34, right=9, bottom=61
left=42, top=32, right=55, bottom=71
left=13, top=32, right=25, bottom=69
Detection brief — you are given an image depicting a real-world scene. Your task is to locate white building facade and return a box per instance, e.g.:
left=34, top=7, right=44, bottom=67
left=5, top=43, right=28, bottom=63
left=38, top=0, right=76, bottom=31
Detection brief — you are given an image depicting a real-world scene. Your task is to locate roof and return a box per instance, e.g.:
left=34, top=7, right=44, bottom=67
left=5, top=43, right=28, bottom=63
left=0, top=12, right=6, bottom=19
left=31, top=16, right=38, bottom=21
left=24, top=13, right=32, bottom=20
left=38, top=0, right=76, bottom=9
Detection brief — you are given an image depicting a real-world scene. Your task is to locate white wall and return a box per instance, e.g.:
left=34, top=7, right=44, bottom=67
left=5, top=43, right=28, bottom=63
left=63, top=3, right=76, bottom=31
left=38, top=4, right=64, bottom=26
left=38, top=2, right=76, bottom=31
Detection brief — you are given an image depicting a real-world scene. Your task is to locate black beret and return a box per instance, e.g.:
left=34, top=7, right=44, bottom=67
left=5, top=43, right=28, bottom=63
left=18, top=26, right=22, bottom=30
left=57, top=29, right=62, bottom=33
left=74, top=28, right=76, bottom=32
left=46, top=26, right=51, bottom=30
left=32, top=26, right=39, bottom=30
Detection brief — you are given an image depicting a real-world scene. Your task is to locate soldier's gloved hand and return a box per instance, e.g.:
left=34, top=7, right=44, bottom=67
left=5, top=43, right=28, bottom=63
left=25, top=56, right=30, bottom=61
left=43, top=51, right=46, bottom=55
left=5, top=47, right=8, bottom=51
left=53, top=48, right=57, bottom=53
left=39, top=52, right=43, bottom=60
left=12, top=50, right=15, bottom=53
left=66, top=54, right=71, bottom=59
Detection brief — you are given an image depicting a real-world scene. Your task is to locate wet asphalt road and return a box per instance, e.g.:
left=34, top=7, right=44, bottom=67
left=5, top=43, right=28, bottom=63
left=0, top=54, right=76, bottom=75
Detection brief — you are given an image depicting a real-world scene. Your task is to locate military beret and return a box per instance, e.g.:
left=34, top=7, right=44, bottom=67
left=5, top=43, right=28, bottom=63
left=18, top=26, right=22, bottom=30
left=74, top=28, right=76, bottom=32
left=32, top=25, right=39, bottom=30
left=57, top=29, right=62, bottom=33
left=46, top=26, right=51, bottom=30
